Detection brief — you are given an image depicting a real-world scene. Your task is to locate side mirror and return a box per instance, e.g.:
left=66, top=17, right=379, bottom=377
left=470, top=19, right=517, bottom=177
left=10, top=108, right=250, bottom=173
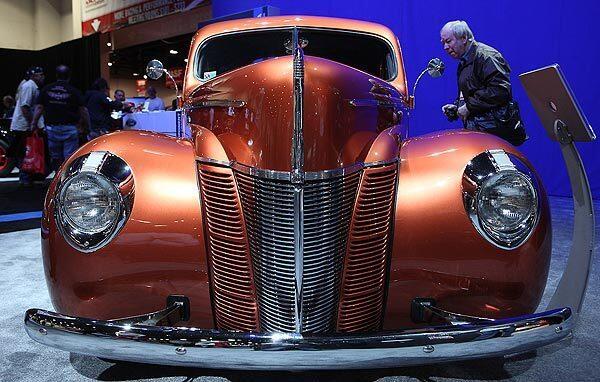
left=426, top=57, right=445, bottom=78
left=145, top=59, right=183, bottom=110
left=407, top=57, right=445, bottom=109
left=146, top=59, right=165, bottom=80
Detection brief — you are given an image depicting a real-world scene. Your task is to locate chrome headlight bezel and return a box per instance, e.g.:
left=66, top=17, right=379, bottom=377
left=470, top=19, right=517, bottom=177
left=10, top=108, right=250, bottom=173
left=462, top=149, right=540, bottom=250
left=54, top=151, right=134, bottom=253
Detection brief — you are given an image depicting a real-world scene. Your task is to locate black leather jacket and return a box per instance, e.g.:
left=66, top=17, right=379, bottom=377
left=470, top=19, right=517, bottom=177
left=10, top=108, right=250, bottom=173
left=456, top=42, right=512, bottom=116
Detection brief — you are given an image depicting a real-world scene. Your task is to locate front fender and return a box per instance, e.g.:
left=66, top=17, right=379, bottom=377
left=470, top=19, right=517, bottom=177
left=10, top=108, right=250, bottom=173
left=384, top=130, right=552, bottom=328
left=41, top=131, right=213, bottom=327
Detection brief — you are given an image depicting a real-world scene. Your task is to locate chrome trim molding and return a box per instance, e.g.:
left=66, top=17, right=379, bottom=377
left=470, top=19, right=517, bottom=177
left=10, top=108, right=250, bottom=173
left=462, top=149, right=540, bottom=250
left=291, top=26, right=305, bottom=332
left=185, top=100, right=246, bottom=110
left=195, top=157, right=396, bottom=180
left=291, top=26, right=305, bottom=184
left=54, top=151, right=134, bottom=253
left=25, top=306, right=573, bottom=370
left=348, top=99, right=402, bottom=108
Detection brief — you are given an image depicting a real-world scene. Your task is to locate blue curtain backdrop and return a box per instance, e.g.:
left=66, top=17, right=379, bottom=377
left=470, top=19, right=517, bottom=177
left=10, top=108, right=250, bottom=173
left=212, top=1, right=599, bottom=198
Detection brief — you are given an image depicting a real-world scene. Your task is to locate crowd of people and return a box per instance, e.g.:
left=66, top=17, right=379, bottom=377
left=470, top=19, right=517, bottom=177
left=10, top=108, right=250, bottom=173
left=2, top=64, right=166, bottom=186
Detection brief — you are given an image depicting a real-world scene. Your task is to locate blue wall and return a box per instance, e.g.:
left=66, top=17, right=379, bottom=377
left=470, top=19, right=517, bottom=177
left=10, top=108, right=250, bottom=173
left=213, top=1, right=600, bottom=198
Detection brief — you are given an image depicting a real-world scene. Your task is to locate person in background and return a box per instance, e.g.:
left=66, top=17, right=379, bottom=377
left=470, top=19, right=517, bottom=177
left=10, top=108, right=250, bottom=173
left=10, top=66, right=44, bottom=185
left=2, top=96, right=15, bottom=118
left=143, top=86, right=165, bottom=111
left=114, top=89, right=126, bottom=103
left=114, top=89, right=134, bottom=113
left=32, top=65, right=88, bottom=172
left=85, top=78, right=123, bottom=139
left=111, top=89, right=133, bottom=131
left=440, top=20, right=526, bottom=145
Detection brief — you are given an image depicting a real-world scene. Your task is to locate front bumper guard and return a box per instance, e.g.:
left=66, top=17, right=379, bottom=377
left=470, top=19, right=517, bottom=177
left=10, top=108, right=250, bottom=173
left=25, top=305, right=573, bottom=370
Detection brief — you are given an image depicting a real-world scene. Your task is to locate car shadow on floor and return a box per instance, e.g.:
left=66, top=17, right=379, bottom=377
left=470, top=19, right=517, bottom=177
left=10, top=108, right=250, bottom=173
left=69, top=348, right=544, bottom=382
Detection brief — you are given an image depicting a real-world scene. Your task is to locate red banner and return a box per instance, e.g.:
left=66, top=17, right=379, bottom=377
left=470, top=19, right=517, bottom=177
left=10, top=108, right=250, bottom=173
left=82, top=0, right=206, bottom=36
left=165, top=67, right=185, bottom=89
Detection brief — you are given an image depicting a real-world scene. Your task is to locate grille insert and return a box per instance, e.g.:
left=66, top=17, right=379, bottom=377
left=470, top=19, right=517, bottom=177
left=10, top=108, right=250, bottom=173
left=198, top=164, right=259, bottom=331
left=337, top=164, right=398, bottom=332
left=237, top=171, right=360, bottom=333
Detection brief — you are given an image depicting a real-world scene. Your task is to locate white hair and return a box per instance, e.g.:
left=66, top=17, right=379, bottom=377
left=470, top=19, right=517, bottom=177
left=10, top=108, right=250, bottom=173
left=442, top=20, right=475, bottom=42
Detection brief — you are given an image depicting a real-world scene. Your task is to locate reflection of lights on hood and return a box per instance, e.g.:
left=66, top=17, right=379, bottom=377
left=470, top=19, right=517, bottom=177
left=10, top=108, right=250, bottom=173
left=427, top=148, right=458, bottom=157
left=149, top=178, right=198, bottom=201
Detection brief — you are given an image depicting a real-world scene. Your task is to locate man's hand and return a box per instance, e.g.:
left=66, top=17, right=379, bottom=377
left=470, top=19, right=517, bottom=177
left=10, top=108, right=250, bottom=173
left=442, top=104, right=458, bottom=121
left=457, top=104, right=470, bottom=121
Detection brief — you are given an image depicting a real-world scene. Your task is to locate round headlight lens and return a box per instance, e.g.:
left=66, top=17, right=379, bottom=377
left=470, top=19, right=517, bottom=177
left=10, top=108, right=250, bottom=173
left=477, top=171, right=537, bottom=241
left=59, top=173, right=121, bottom=233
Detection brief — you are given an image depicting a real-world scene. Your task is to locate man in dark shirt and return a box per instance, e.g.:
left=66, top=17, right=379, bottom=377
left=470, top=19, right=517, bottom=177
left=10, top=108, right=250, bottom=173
left=31, top=65, right=89, bottom=171
left=440, top=21, right=525, bottom=145
left=85, top=78, right=123, bottom=139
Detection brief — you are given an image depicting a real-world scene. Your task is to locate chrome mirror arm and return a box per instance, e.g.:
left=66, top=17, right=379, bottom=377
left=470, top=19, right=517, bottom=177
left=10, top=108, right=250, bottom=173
left=408, top=67, right=430, bottom=108
left=408, top=58, right=445, bottom=109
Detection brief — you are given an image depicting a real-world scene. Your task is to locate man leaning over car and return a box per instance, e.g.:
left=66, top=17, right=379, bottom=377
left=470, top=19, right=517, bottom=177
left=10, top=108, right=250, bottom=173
left=440, top=20, right=526, bottom=145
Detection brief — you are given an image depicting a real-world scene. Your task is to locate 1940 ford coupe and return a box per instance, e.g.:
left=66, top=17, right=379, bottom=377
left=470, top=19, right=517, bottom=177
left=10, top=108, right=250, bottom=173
left=25, top=16, right=595, bottom=369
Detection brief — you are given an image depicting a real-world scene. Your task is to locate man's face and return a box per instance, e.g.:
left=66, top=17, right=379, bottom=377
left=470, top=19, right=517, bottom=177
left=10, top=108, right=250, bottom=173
left=115, top=91, right=125, bottom=102
left=31, top=72, right=45, bottom=86
left=440, top=28, right=468, bottom=59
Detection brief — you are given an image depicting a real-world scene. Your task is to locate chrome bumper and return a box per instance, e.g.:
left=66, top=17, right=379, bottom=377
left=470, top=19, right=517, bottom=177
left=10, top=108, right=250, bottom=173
left=25, top=307, right=573, bottom=370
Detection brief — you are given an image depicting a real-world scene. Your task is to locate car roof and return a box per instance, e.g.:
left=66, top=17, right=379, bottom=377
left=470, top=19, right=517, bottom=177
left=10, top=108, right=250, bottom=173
left=184, top=15, right=407, bottom=96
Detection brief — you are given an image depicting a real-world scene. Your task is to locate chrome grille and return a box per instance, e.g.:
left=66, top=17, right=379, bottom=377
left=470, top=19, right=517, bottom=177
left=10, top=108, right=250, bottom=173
left=236, top=171, right=360, bottom=333
left=198, top=165, right=259, bottom=331
left=236, top=174, right=296, bottom=332
left=337, top=164, right=398, bottom=332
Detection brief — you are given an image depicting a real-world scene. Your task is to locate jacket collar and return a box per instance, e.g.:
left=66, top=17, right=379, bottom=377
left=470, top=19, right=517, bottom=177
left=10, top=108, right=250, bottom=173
left=459, top=41, right=477, bottom=67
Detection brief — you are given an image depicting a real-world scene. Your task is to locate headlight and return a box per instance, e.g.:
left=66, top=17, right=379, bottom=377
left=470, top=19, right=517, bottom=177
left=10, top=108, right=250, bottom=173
left=463, top=150, right=540, bottom=249
left=59, top=173, right=121, bottom=233
left=55, top=151, right=133, bottom=252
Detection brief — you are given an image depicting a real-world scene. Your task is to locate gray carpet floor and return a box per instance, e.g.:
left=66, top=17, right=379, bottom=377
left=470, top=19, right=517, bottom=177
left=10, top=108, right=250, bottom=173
left=1, top=196, right=598, bottom=381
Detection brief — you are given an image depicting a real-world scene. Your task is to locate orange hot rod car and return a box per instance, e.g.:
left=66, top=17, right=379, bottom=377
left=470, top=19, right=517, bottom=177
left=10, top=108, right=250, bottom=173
left=25, top=16, right=594, bottom=369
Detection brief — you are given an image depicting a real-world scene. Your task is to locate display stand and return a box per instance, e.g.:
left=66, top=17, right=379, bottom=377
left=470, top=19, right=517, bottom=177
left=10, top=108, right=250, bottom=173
left=520, top=64, right=596, bottom=315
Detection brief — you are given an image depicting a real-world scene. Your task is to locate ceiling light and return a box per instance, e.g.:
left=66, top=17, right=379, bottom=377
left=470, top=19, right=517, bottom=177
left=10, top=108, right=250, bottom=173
left=106, top=42, right=112, bottom=47
left=133, top=73, right=139, bottom=76
left=184, top=58, right=188, bottom=63
left=143, top=75, right=147, bottom=79
left=107, top=62, right=113, bottom=67
left=169, top=49, right=178, bottom=55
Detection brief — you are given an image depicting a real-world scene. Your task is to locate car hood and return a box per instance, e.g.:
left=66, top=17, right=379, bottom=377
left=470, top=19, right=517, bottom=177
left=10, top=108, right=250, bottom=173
left=188, top=56, right=404, bottom=172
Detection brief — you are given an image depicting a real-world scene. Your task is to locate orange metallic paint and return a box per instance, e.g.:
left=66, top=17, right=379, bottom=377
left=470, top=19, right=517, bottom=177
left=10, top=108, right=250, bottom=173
left=42, top=131, right=213, bottom=327
left=187, top=56, right=405, bottom=171
left=188, top=57, right=294, bottom=171
left=383, top=130, right=552, bottom=328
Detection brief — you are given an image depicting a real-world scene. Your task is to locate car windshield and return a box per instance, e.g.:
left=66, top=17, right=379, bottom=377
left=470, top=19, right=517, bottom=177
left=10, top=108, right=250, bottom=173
left=196, top=28, right=396, bottom=81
